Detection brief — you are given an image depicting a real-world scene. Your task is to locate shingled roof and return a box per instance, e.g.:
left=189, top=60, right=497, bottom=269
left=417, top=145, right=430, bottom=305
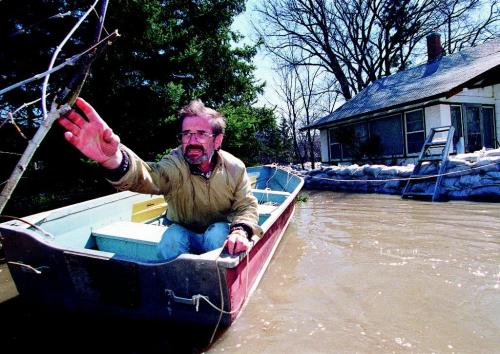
left=305, top=38, right=500, bottom=130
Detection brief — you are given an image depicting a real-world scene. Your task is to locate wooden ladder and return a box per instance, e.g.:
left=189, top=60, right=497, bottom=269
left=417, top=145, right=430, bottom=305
left=402, top=126, right=455, bottom=202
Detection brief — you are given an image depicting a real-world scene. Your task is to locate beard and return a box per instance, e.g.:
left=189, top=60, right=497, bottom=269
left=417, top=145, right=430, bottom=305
left=183, top=144, right=213, bottom=165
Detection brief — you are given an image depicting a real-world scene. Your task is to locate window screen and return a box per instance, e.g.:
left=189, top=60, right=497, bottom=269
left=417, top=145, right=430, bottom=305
left=405, top=110, right=425, bottom=154
left=369, top=114, right=404, bottom=156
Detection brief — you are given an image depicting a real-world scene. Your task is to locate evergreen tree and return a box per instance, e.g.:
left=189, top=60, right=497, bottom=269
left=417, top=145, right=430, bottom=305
left=0, top=0, right=277, bottom=214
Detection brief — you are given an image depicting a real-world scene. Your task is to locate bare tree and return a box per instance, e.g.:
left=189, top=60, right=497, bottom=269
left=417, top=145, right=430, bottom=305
left=274, top=48, right=338, bottom=169
left=255, top=0, right=499, bottom=101
left=276, top=65, right=305, bottom=167
left=436, top=0, right=500, bottom=54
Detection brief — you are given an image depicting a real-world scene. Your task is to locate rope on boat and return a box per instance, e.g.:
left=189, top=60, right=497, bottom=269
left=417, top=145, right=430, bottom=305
left=265, top=166, right=279, bottom=190
left=198, top=254, right=249, bottom=315
left=266, top=160, right=500, bottom=183
left=204, top=247, right=250, bottom=345
left=0, top=215, right=54, bottom=239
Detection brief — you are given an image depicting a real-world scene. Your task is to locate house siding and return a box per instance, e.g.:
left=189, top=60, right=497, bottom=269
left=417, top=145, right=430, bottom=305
left=496, top=84, right=500, bottom=146
left=424, top=104, right=451, bottom=129
left=320, top=129, right=329, bottom=163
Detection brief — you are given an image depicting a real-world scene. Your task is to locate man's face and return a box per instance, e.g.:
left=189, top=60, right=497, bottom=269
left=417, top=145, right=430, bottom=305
left=181, top=115, right=223, bottom=165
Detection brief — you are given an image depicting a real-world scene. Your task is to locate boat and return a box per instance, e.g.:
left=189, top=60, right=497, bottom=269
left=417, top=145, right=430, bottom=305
left=0, top=165, right=303, bottom=327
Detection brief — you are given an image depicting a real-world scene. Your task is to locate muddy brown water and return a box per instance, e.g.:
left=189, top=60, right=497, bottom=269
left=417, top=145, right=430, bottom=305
left=1, top=191, right=499, bottom=353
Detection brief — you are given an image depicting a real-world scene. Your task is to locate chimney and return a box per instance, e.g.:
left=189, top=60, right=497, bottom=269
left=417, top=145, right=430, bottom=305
left=427, top=33, right=443, bottom=63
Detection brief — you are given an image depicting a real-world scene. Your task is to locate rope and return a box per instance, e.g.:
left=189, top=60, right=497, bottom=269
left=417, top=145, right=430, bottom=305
left=265, top=166, right=279, bottom=190
left=277, top=160, right=500, bottom=183
left=201, top=255, right=250, bottom=315
left=202, top=244, right=250, bottom=345
left=0, top=215, right=54, bottom=239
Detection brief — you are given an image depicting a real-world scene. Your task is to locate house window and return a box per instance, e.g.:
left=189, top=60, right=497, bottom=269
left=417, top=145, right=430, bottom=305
left=369, top=114, right=404, bottom=156
left=482, top=107, right=495, bottom=149
left=450, top=105, right=463, bottom=149
left=329, top=128, right=342, bottom=160
left=328, top=123, right=368, bottom=161
left=465, top=106, right=482, bottom=152
left=464, top=105, right=496, bottom=152
left=405, top=109, right=425, bottom=154
left=342, top=122, right=369, bottom=159
left=330, top=142, right=342, bottom=160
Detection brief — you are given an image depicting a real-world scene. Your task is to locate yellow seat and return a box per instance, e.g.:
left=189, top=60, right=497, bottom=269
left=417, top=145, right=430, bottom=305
left=131, top=197, right=167, bottom=223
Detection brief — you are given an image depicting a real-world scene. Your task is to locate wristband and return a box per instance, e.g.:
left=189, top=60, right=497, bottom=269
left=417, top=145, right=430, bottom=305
left=230, top=224, right=251, bottom=240
left=102, top=149, right=129, bottom=181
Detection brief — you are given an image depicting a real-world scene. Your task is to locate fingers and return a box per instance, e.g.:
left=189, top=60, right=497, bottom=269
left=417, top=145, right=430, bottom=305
left=102, top=127, right=120, bottom=145
left=63, top=131, right=78, bottom=145
left=64, top=109, right=87, bottom=127
left=226, top=233, right=250, bottom=255
left=57, top=107, right=86, bottom=135
left=74, top=97, right=102, bottom=123
left=58, top=115, right=81, bottom=137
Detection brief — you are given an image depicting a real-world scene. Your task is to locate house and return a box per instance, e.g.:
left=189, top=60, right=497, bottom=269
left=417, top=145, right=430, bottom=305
left=303, top=34, right=500, bottom=165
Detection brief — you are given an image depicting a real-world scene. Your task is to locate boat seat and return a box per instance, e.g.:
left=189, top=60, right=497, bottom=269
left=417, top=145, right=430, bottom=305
left=258, top=203, right=279, bottom=215
left=131, top=197, right=167, bottom=223
left=252, top=188, right=290, bottom=205
left=252, top=188, right=291, bottom=196
left=92, top=221, right=166, bottom=260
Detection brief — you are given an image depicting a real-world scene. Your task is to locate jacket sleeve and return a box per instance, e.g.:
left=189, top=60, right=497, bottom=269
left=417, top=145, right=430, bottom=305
left=108, top=146, right=176, bottom=195
left=230, top=168, right=263, bottom=238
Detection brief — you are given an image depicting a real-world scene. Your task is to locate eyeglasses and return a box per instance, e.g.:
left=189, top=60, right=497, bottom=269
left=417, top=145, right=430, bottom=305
left=178, top=131, right=215, bottom=142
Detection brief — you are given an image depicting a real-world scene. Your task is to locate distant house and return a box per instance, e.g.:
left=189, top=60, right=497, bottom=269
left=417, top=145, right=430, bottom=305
left=303, top=34, right=500, bottom=165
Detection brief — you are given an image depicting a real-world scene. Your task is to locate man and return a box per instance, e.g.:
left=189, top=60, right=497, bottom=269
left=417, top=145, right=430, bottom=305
left=58, top=97, right=261, bottom=261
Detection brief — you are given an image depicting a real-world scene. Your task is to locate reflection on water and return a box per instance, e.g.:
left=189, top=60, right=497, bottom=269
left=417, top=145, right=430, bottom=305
left=209, top=192, right=500, bottom=353
left=1, top=192, right=499, bottom=353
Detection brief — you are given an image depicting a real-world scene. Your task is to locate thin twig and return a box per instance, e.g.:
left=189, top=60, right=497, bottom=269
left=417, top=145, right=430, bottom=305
left=55, top=29, right=119, bottom=105
left=92, top=8, right=110, bottom=37
left=8, top=112, right=28, bottom=139
left=0, top=151, right=23, bottom=156
left=0, top=61, right=74, bottom=96
left=93, top=0, right=110, bottom=40
left=8, top=11, right=72, bottom=38
left=0, top=96, right=48, bottom=134
left=12, top=97, right=45, bottom=116
left=41, top=0, right=100, bottom=119
left=56, top=1, right=113, bottom=106
left=0, top=117, right=9, bottom=130
left=0, top=30, right=115, bottom=97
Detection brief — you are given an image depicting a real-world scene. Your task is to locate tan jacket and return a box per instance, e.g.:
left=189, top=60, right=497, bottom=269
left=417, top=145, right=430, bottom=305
left=111, top=146, right=262, bottom=237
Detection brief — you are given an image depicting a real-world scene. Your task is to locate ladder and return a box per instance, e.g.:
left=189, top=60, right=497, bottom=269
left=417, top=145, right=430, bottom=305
left=402, top=126, right=455, bottom=202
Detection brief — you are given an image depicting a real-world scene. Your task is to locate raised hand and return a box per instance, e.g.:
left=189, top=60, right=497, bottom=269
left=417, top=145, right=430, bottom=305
left=58, top=97, right=122, bottom=169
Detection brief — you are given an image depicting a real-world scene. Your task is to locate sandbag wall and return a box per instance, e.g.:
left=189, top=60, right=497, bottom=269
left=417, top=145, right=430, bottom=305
left=301, top=149, right=500, bottom=201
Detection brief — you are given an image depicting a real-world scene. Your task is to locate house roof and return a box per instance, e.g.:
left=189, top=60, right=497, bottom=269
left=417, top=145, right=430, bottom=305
left=305, top=38, right=500, bottom=130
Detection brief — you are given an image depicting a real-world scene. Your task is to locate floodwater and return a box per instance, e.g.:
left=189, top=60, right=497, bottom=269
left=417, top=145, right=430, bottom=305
left=208, top=192, right=500, bottom=353
left=1, top=191, right=499, bottom=353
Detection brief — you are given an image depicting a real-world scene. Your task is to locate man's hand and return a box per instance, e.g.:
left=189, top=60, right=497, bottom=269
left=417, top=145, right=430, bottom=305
left=226, top=229, right=251, bottom=255
left=58, top=97, right=122, bottom=169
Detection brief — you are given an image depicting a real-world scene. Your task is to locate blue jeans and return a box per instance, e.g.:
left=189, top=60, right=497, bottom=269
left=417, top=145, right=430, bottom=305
left=157, top=222, right=229, bottom=261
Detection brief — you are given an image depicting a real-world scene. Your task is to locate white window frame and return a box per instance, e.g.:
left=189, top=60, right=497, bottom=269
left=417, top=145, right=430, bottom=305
left=404, top=109, right=425, bottom=156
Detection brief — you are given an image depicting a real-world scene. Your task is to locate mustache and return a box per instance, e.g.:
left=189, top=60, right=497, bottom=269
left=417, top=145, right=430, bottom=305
left=186, top=144, right=205, bottom=151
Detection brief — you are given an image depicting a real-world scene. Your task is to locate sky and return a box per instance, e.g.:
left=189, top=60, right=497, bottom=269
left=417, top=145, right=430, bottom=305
left=231, top=0, right=281, bottom=108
